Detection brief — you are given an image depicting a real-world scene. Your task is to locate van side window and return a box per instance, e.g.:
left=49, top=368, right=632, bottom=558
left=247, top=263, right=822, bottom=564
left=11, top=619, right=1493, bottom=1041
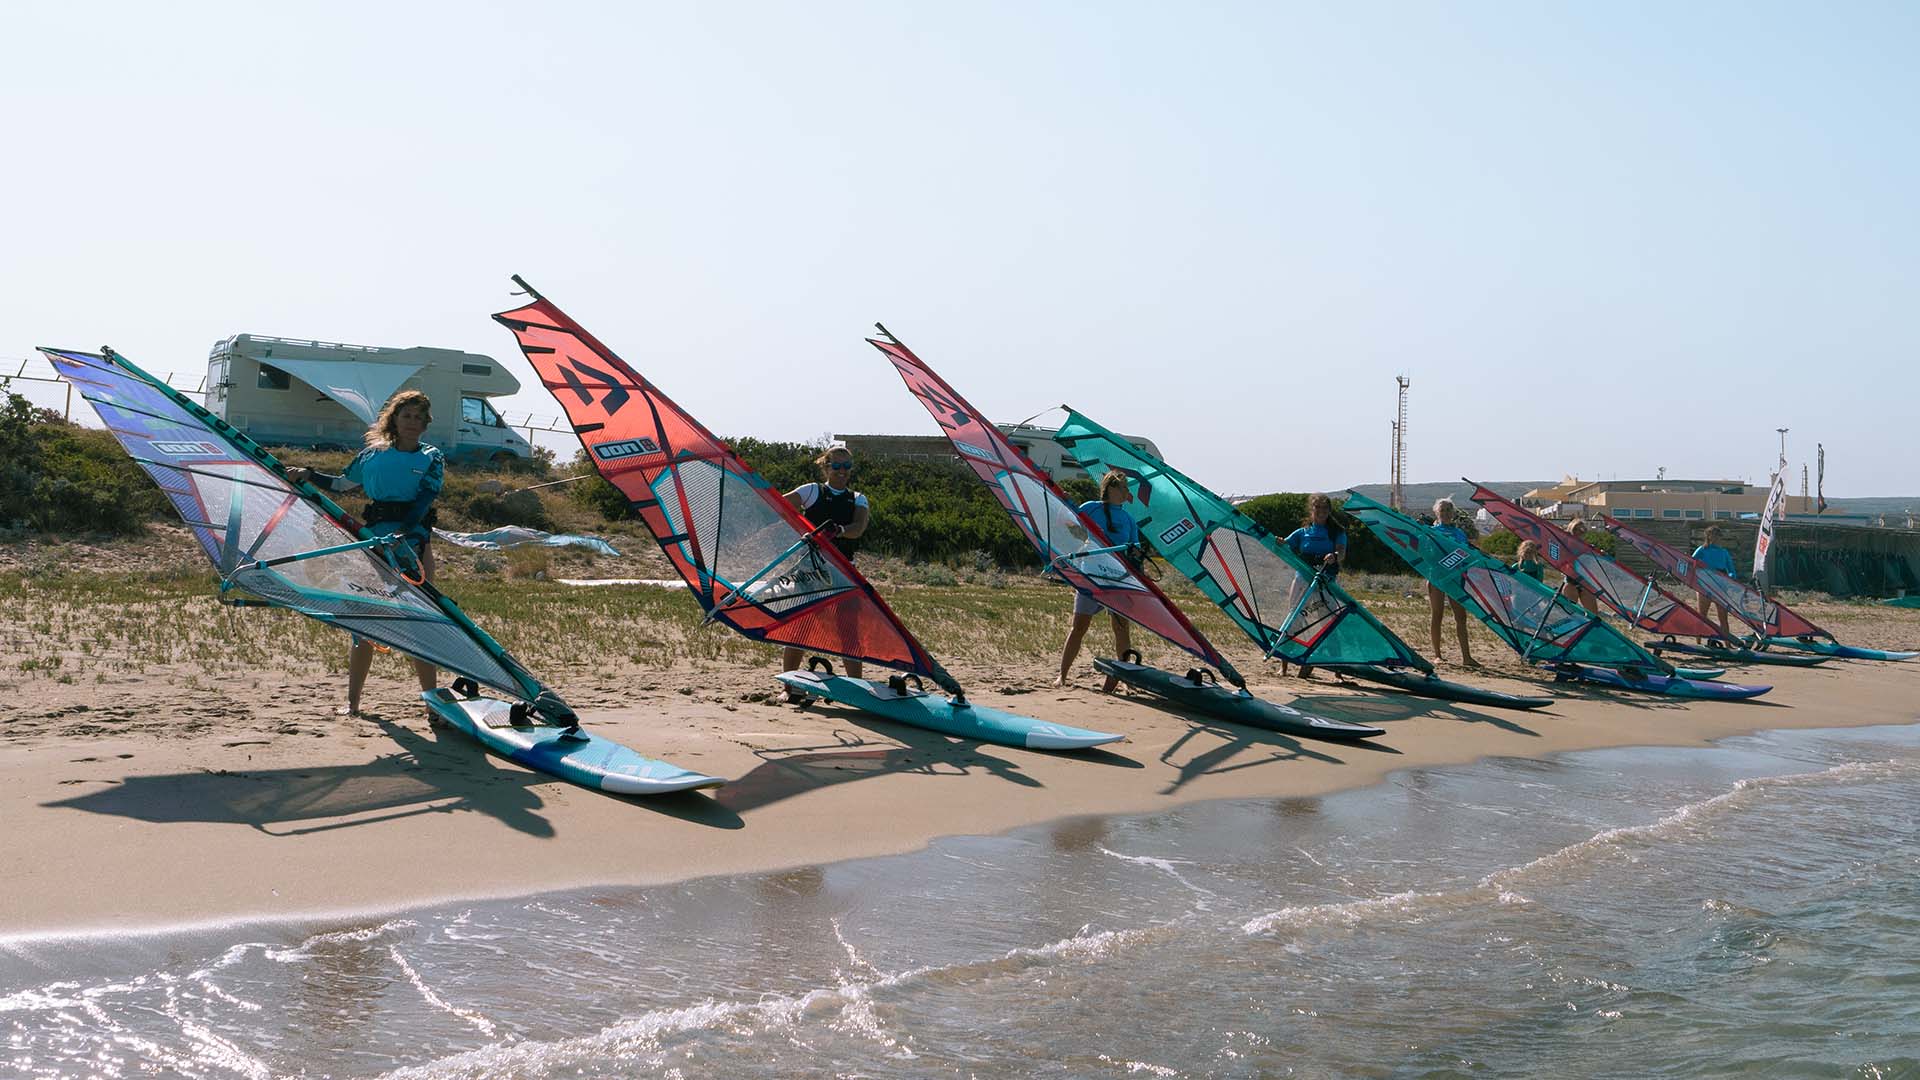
left=462, top=396, right=502, bottom=427
left=257, top=364, right=291, bottom=391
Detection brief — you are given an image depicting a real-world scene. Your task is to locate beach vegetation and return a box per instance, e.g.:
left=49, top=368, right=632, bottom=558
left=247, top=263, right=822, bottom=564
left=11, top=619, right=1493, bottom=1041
left=0, top=395, right=168, bottom=535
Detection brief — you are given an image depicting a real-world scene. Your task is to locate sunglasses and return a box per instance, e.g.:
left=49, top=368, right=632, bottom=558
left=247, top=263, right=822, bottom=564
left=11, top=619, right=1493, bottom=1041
left=825, top=461, right=852, bottom=470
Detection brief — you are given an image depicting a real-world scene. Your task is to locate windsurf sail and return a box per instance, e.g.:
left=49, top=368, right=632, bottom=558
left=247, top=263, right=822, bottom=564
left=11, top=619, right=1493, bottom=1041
left=1054, top=409, right=1429, bottom=673
left=868, top=327, right=1243, bottom=687
left=1599, top=516, right=1831, bottom=642
left=1468, top=482, right=1728, bottom=640
left=40, top=346, right=573, bottom=719
left=1342, top=490, right=1672, bottom=674
left=492, top=280, right=962, bottom=697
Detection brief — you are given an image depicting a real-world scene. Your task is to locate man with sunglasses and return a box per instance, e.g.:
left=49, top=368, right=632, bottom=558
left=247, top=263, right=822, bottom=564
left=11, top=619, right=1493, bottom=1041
left=780, top=442, right=872, bottom=697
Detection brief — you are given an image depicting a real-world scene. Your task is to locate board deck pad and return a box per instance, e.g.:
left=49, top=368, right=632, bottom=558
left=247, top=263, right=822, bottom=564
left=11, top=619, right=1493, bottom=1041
left=774, top=671, right=1123, bottom=750
left=1092, top=658, right=1385, bottom=740
left=422, top=689, right=724, bottom=795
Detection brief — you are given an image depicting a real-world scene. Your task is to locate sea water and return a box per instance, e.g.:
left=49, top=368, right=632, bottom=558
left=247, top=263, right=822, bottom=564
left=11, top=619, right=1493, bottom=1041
left=5, top=724, right=1918, bottom=1078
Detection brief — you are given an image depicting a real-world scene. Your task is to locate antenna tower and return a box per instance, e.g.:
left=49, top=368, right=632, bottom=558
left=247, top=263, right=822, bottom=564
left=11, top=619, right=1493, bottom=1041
left=1390, top=376, right=1409, bottom=510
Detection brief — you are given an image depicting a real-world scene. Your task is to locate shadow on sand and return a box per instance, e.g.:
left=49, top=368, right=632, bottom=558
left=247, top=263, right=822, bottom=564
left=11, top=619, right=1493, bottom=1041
left=715, top=700, right=1142, bottom=814
left=43, top=715, right=741, bottom=836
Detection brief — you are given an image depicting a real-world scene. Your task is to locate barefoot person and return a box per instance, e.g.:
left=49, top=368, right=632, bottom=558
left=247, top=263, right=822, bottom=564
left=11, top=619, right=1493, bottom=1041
left=1691, top=525, right=1738, bottom=637
left=1056, top=473, right=1138, bottom=689
left=1427, top=499, right=1476, bottom=665
left=780, top=443, right=870, bottom=699
left=285, top=391, right=443, bottom=716
left=1281, top=493, right=1348, bottom=678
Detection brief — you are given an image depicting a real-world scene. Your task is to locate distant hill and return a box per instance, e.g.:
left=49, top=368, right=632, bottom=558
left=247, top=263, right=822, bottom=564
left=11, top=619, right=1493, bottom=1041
left=1819, top=496, right=1920, bottom=520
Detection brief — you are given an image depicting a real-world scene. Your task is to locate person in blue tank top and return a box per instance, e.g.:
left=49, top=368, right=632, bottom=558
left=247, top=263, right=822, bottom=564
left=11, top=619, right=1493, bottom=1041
left=780, top=443, right=871, bottom=702
left=1283, top=493, right=1348, bottom=576
left=1280, top=493, right=1348, bottom=678
left=1426, top=499, right=1477, bottom=665
left=1057, top=472, right=1140, bottom=689
left=286, top=390, right=443, bottom=716
left=1691, top=525, right=1738, bottom=636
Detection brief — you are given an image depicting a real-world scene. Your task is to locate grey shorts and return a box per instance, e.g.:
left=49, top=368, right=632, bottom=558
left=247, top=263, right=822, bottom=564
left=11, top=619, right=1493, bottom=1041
left=1072, top=589, right=1106, bottom=617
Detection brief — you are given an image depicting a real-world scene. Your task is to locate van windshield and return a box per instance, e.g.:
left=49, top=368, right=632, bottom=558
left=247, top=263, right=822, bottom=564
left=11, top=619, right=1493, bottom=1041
left=462, top=396, right=502, bottom=427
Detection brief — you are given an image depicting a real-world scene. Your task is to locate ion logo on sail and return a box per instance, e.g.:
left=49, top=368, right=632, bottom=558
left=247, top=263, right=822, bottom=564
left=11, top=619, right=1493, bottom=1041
left=594, top=438, right=661, bottom=461
left=152, top=441, right=224, bottom=456
left=1159, top=518, right=1196, bottom=546
left=1440, top=549, right=1469, bottom=569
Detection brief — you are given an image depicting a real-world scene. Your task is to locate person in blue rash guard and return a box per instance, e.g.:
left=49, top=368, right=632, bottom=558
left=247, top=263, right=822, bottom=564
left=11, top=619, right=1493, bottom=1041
left=1426, top=499, right=1477, bottom=666
left=1280, top=493, right=1348, bottom=677
left=780, top=443, right=870, bottom=702
left=1056, top=472, right=1140, bottom=691
left=1691, top=525, right=1738, bottom=636
left=286, top=390, right=443, bottom=716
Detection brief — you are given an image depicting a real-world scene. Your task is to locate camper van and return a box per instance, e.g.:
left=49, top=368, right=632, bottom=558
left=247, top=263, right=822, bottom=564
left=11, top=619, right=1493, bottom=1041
left=206, top=334, right=535, bottom=464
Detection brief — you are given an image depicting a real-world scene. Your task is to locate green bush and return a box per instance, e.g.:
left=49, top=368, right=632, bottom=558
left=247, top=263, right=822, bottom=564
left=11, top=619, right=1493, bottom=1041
left=1477, top=529, right=1521, bottom=558
left=0, top=395, right=167, bottom=534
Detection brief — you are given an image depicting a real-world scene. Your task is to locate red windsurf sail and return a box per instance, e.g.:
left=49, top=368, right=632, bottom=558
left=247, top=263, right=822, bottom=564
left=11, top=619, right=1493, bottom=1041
left=495, top=280, right=961, bottom=696
left=868, top=326, right=1243, bottom=686
left=1469, top=482, right=1728, bottom=640
left=1600, top=517, right=1830, bottom=641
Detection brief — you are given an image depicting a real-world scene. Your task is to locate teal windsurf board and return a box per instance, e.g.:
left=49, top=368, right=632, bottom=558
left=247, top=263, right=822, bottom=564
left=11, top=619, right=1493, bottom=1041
left=1763, top=636, right=1917, bottom=662
left=775, top=669, right=1124, bottom=750
left=1093, top=658, right=1385, bottom=740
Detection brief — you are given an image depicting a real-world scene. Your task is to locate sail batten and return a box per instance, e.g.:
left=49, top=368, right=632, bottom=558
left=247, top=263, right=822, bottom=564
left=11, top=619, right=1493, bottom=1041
left=1600, top=517, right=1830, bottom=641
left=493, top=286, right=959, bottom=695
left=1342, top=490, right=1671, bottom=673
left=41, top=346, right=563, bottom=714
left=868, top=333, right=1242, bottom=686
left=1055, top=410, right=1430, bottom=673
left=1469, top=482, right=1728, bottom=641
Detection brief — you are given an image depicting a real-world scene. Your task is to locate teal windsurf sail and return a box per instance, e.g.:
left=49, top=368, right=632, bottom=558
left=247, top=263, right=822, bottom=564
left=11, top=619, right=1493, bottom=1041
left=1341, top=490, right=1672, bottom=674
left=41, top=346, right=578, bottom=723
left=1053, top=410, right=1428, bottom=673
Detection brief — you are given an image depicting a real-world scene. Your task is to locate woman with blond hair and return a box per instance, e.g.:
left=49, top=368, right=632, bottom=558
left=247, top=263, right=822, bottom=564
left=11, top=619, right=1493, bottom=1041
left=1057, top=471, right=1139, bottom=689
left=1426, top=498, right=1476, bottom=665
left=286, top=390, right=444, bottom=715
left=1561, top=518, right=1602, bottom=615
left=1280, top=493, right=1348, bottom=677
left=1511, top=539, right=1546, bottom=582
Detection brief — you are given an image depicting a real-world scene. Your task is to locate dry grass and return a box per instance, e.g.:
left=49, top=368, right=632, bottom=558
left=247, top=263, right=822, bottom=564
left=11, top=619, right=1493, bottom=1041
left=6, top=525, right=1920, bottom=734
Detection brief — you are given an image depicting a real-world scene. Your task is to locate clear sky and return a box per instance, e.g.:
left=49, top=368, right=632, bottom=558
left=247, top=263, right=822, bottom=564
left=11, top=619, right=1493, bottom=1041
left=4, top=1, right=1914, bottom=496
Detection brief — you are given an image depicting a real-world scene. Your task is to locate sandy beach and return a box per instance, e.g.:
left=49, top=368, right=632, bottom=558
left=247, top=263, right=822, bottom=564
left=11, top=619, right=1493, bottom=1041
left=5, top=595, right=1915, bottom=939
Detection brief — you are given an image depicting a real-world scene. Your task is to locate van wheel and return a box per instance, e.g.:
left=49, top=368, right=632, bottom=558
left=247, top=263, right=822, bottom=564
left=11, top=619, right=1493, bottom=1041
left=490, top=451, right=518, bottom=468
